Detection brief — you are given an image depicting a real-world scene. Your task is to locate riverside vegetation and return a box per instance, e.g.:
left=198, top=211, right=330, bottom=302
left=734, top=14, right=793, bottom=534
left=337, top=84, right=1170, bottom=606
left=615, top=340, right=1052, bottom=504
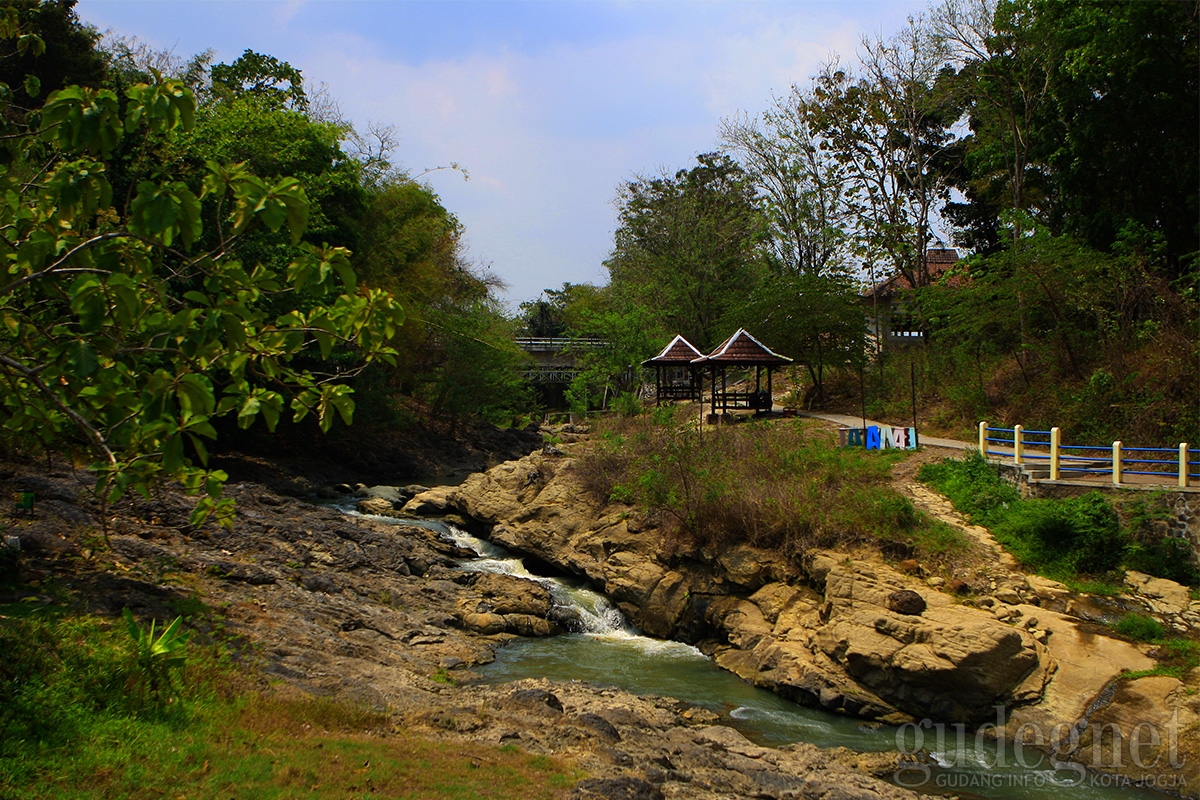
left=577, top=409, right=970, bottom=569
left=0, top=605, right=578, bottom=799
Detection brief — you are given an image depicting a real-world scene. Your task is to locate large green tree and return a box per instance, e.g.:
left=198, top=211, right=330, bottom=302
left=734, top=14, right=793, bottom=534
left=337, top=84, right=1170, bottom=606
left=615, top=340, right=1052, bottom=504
left=605, top=152, right=767, bottom=350
left=720, top=89, right=852, bottom=278
left=0, top=52, right=404, bottom=524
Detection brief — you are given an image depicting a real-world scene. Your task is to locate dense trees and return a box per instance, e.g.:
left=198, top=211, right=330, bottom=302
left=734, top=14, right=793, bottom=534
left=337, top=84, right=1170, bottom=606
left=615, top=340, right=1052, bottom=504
left=0, top=6, right=541, bottom=520
left=605, top=153, right=767, bottom=352
left=588, top=0, right=1196, bottom=442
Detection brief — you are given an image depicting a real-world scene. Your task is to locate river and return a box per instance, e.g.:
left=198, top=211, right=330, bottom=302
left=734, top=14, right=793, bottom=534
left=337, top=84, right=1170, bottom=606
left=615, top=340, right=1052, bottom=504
left=361, top=511, right=1173, bottom=800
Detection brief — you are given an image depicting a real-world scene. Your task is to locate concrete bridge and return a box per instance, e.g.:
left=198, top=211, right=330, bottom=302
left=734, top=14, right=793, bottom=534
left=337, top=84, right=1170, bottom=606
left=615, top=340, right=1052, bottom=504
left=515, top=337, right=607, bottom=383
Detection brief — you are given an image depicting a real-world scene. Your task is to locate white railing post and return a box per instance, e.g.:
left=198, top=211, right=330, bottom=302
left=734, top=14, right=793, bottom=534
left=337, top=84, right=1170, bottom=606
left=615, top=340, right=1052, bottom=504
left=1013, top=424, right=1024, bottom=464
left=1050, top=427, right=1061, bottom=481
left=1113, top=441, right=1122, bottom=485
left=979, top=421, right=989, bottom=456
left=1181, top=443, right=1190, bottom=488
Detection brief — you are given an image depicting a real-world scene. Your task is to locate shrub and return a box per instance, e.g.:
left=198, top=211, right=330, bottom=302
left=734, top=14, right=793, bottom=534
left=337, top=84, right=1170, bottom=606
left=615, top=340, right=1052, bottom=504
left=577, top=415, right=964, bottom=566
left=918, top=455, right=1196, bottom=585
left=1114, top=613, right=1165, bottom=642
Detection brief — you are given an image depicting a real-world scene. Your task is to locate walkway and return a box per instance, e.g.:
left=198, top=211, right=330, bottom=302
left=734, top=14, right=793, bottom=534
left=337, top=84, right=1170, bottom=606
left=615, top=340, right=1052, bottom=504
left=795, top=411, right=1199, bottom=494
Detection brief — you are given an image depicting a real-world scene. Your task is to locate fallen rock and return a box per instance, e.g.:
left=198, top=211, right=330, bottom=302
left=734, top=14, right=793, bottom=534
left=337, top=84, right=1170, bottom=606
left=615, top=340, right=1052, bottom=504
left=886, top=589, right=927, bottom=615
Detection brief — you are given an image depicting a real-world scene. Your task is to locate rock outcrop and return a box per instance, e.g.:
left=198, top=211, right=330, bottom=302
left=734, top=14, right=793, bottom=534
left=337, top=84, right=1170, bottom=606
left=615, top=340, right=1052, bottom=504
left=420, top=448, right=1057, bottom=725
left=2, top=459, right=920, bottom=800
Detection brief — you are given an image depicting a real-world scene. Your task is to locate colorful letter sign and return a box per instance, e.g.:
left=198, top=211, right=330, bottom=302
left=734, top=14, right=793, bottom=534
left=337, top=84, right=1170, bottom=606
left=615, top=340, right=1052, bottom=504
left=838, top=426, right=918, bottom=450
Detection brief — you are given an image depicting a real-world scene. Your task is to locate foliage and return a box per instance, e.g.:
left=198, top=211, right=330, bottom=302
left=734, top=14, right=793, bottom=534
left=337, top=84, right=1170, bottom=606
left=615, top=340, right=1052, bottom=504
left=1113, top=613, right=1164, bottom=644
left=919, top=453, right=1200, bottom=585
left=419, top=299, right=533, bottom=428
left=809, top=20, right=960, bottom=290
left=731, top=271, right=864, bottom=404
left=580, top=415, right=966, bottom=565
left=0, top=0, right=107, bottom=113
left=0, top=603, right=581, bottom=799
left=0, top=59, right=404, bottom=523
left=122, top=608, right=189, bottom=702
left=210, top=49, right=308, bottom=111
left=605, top=152, right=767, bottom=351
left=565, top=298, right=660, bottom=412
left=989, top=493, right=1126, bottom=577
left=720, top=90, right=851, bottom=278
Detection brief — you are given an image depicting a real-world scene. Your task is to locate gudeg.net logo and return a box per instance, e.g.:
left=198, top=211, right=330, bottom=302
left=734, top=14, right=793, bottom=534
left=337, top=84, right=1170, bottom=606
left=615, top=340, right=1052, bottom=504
left=892, top=705, right=1187, bottom=790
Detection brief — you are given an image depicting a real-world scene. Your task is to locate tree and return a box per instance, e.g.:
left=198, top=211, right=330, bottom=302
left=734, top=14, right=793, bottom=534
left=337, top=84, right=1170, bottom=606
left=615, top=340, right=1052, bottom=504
left=813, top=16, right=959, bottom=290
left=720, top=90, right=852, bottom=278
left=0, top=0, right=106, bottom=113
left=210, top=49, right=307, bottom=112
left=735, top=273, right=864, bottom=405
left=0, top=65, right=404, bottom=525
left=606, top=152, right=767, bottom=350
left=932, top=0, right=1057, bottom=251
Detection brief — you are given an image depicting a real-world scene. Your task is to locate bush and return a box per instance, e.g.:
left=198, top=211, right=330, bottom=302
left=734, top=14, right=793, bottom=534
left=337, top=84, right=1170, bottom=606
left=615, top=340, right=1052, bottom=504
left=1114, top=613, right=1165, bottom=642
left=917, top=452, right=1020, bottom=523
left=917, top=455, right=1194, bottom=584
left=577, top=415, right=965, bottom=565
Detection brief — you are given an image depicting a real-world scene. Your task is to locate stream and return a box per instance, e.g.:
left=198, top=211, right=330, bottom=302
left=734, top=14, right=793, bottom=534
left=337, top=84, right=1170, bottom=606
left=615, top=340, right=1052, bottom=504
left=363, top=511, right=1170, bottom=800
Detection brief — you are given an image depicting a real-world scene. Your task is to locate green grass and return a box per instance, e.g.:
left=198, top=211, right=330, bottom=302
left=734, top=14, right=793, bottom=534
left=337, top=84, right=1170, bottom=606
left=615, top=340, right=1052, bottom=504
left=1120, top=638, right=1200, bottom=681
left=576, top=413, right=968, bottom=566
left=0, top=602, right=582, bottom=800
left=919, top=453, right=1200, bottom=586
left=1114, top=612, right=1166, bottom=642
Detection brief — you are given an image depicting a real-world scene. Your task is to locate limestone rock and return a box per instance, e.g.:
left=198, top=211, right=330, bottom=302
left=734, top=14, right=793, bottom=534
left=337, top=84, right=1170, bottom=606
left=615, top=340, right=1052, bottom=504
left=356, top=496, right=400, bottom=516
left=749, top=582, right=807, bottom=624
left=1126, top=570, right=1191, bottom=615
left=816, top=559, right=1051, bottom=722
left=402, top=485, right=456, bottom=515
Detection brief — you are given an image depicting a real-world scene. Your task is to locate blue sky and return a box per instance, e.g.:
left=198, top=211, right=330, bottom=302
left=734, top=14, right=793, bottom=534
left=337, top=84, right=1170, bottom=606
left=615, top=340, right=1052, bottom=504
left=79, top=0, right=927, bottom=307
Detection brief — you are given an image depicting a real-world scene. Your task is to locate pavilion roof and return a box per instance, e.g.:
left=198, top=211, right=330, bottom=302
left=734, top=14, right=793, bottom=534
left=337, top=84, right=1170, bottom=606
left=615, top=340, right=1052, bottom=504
left=692, top=328, right=792, bottom=366
left=642, top=334, right=704, bottom=366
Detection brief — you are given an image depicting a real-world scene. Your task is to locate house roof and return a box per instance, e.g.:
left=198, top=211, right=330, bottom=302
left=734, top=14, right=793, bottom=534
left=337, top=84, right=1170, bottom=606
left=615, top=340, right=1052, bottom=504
left=862, top=248, right=961, bottom=299
left=642, top=334, right=703, bottom=366
left=692, top=328, right=792, bottom=366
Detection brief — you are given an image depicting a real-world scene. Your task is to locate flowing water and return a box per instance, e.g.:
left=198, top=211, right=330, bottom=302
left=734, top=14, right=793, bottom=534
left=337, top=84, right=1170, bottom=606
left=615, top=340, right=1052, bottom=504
left=359, top=511, right=1173, bottom=799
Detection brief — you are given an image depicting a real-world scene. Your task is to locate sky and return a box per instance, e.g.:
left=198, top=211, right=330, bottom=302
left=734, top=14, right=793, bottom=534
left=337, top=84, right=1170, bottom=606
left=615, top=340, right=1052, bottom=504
left=79, top=0, right=928, bottom=308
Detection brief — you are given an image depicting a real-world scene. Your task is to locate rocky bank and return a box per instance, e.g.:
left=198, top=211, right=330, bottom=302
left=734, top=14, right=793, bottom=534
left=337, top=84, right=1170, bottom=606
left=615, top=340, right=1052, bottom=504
left=1, top=457, right=921, bottom=800
left=405, top=429, right=1200, bottom=795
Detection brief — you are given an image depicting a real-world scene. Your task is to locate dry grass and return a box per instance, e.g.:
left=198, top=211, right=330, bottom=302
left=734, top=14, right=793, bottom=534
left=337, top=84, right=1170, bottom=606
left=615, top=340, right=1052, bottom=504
left=576, top=412, right=968, bottom=567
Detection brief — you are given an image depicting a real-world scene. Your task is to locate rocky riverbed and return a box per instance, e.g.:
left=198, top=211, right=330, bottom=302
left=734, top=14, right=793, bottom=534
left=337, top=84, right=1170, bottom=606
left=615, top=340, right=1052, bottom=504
left=0, top=453, right=920, bottom=800
left=6, top=417, right=1200, bottom=798
left=400, top=424, right=1200, bottom=797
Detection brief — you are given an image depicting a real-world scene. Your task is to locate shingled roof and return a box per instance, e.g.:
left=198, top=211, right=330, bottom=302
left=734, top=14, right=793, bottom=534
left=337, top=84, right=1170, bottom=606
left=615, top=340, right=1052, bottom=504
left=692, top=329, right=792, bottom=366
left=863, top=248, right=961, bottom=299
left=642, top=334, right=703, bottom=366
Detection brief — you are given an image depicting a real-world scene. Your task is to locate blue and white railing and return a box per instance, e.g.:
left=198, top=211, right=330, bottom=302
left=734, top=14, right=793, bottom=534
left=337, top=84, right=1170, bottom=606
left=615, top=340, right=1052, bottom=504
left=978, top=422, right=1198, bottom=487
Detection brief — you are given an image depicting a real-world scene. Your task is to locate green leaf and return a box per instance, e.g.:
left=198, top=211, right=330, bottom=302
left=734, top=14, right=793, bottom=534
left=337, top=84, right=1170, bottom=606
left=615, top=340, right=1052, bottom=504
left=162, top=433, right=185, bottom=473
left=175, top=374, right=215, bottom=416
left=23, top=74, right=40, bottom=99
left=65, top=340, right=98, bottom=378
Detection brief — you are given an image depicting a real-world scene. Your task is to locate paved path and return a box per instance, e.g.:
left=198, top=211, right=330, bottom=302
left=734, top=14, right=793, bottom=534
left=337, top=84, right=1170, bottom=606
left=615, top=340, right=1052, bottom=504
left=795, top=411, right=1199, bottom=493
left=794, top=411, right=969, bottom=451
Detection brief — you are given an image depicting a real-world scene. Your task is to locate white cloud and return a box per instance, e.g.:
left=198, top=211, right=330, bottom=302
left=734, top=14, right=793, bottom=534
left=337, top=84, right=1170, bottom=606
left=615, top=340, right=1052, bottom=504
left=81, top=0, right=927, bottom=305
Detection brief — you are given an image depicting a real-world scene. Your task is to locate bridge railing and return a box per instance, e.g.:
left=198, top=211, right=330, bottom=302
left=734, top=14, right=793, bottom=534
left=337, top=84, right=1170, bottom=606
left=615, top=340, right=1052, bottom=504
left=515, top=337, right=608, bottom=352
left=979, top=422, right=1197, bottom=487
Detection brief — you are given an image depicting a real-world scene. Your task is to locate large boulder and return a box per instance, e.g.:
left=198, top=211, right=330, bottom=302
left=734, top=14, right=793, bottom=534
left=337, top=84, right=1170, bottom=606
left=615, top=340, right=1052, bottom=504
left=452, top=572, right=562, bottom=637
left=814, top=559, right=1054, bottom=723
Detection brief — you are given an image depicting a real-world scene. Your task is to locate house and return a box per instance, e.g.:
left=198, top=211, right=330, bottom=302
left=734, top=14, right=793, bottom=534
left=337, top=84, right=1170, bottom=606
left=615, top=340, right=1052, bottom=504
left=862, top=248, right=960, bottom=348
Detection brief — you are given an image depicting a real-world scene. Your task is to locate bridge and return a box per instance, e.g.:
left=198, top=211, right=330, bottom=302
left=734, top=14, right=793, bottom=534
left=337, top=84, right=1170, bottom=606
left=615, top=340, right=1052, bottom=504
left=515, top=337, right=608, bottom=383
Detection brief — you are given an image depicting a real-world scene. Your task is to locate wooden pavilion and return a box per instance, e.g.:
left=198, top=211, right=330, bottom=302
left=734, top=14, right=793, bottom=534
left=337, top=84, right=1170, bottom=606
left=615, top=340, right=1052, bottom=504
left=692, top=328, right=792, bottom=416
left=642, top=334, right=703, bottom=405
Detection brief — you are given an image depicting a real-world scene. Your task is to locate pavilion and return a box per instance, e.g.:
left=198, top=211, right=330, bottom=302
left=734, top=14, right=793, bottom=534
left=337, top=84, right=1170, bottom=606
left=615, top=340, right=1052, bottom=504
left=641, top=334, right=703, bottom=405
left=691, top=328, right=792, bottom=416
